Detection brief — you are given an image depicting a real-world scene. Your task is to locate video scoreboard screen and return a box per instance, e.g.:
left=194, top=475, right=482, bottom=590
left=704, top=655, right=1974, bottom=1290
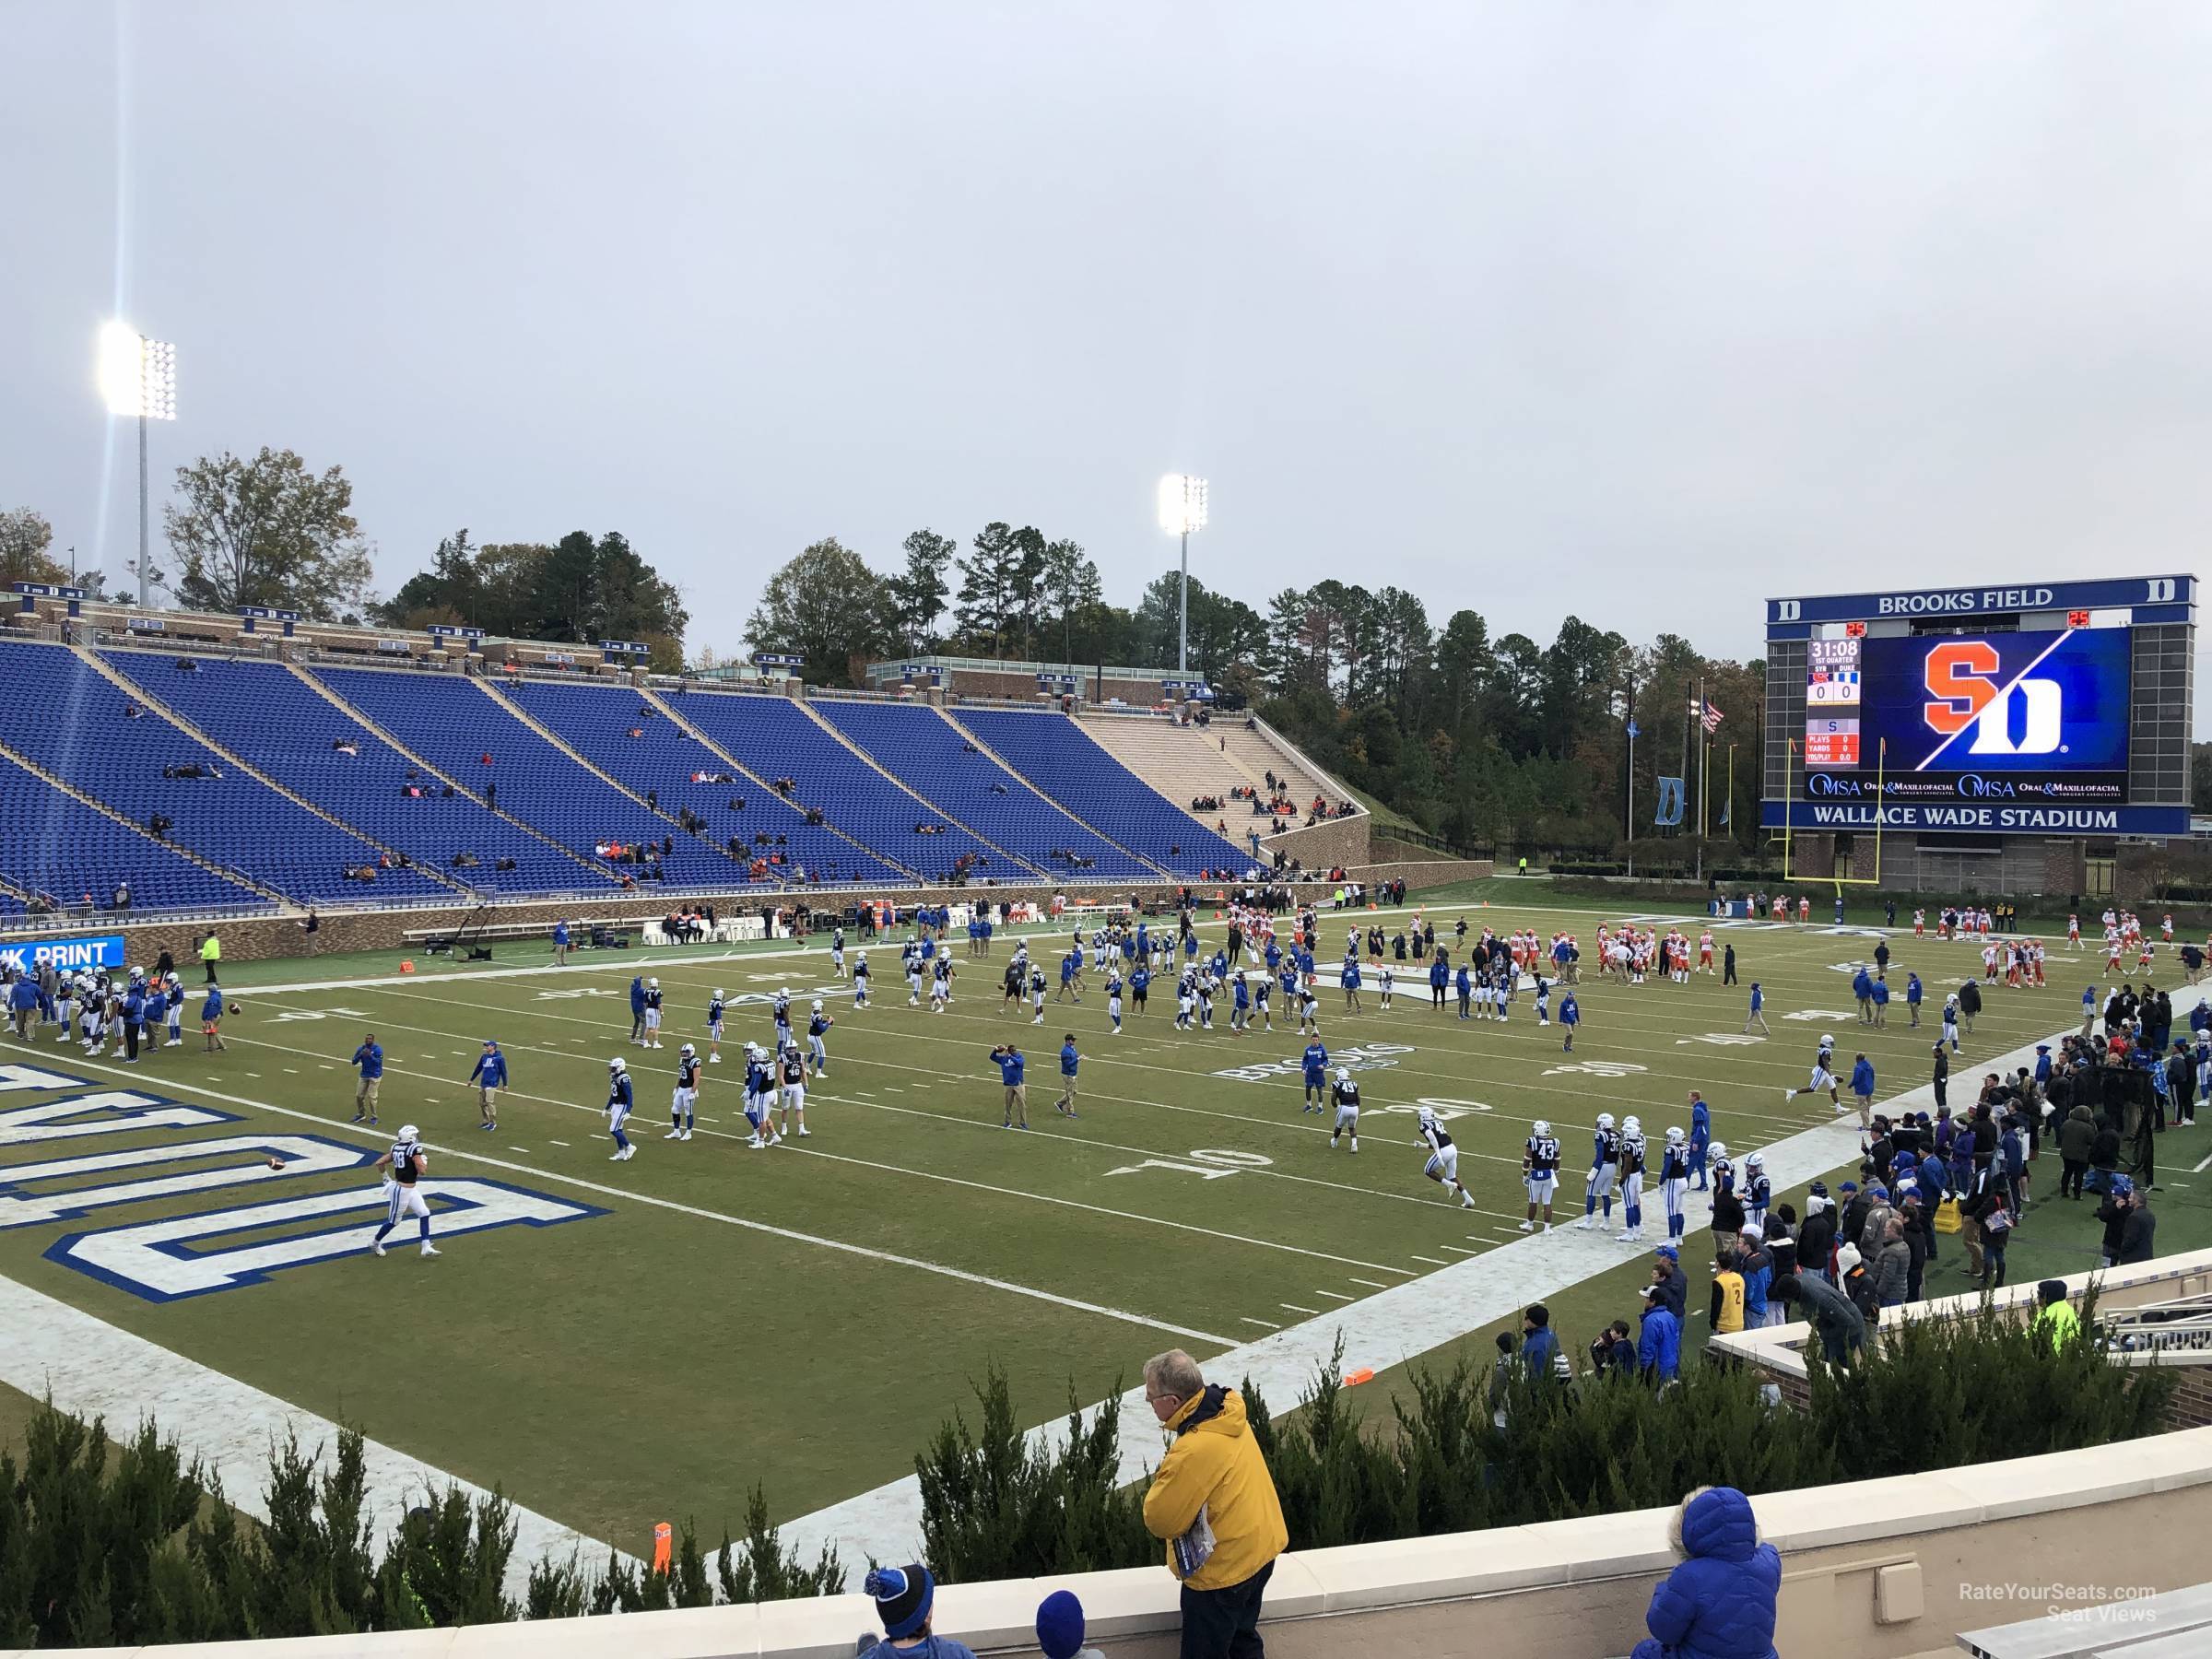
left=1765, top=576, right=2194, bottom=837
left=1803, top=628, right=2129, bottom=801
left=1803, top=639, right=1861, bottom=766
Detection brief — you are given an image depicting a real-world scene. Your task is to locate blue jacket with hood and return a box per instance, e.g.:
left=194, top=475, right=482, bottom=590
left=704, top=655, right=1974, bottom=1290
left=1630, top=1486, right=1781, bottom=1659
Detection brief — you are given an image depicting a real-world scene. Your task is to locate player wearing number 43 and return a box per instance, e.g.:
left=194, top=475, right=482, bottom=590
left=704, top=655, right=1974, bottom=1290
left=368, top=1124, right=438, bottom=1258
left=1521, top=1118, right=1560, bottom=1230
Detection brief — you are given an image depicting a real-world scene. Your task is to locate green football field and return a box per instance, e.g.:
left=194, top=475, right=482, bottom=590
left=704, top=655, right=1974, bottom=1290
left=4, top=888, right=2206, bottom=1559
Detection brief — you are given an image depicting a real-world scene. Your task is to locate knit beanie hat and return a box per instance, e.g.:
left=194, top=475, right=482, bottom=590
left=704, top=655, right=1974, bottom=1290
left=1036, top=1590, right=1086, bottom=1659
left=866, top=1565, right=935, bottom=1641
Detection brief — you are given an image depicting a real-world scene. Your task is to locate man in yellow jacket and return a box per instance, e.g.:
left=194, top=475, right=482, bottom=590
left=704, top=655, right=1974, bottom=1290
left=1141, top=1349, right=1288, bottom=1659
left=2032, top=1279, right=2081, bottom=1351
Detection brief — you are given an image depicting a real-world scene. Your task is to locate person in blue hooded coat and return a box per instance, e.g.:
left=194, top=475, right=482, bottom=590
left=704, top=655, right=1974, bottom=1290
left=1630, top=1486, right=1781, bottom=1659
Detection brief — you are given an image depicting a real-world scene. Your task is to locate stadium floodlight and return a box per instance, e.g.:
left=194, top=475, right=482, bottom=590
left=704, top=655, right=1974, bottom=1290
left=99, top=322, right=177, bottom=607
left=1157, top=474, right=1208, bottom=675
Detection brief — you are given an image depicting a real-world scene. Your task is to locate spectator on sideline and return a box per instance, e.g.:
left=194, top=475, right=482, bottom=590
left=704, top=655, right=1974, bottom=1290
left=1629, top=1487, right=1782, bottom=1659
left=1771, top=1271, right=1865, bottom=1367
left=1036, top=1591, right=1105, bottom=1659
left=1142, top=1348, right=1288, bottom=1659
left=551, top=919, right=571, bottom=966
left=858, top=1565, right=975, bottom=1659
left=2033, top=1280, right=2081, bottom=1350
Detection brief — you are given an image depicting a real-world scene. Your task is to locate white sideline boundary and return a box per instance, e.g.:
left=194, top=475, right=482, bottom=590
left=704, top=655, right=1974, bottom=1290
left=782, top=991, right=2199, bottom=1579
left=0, top=1272, right=634, bottom=1600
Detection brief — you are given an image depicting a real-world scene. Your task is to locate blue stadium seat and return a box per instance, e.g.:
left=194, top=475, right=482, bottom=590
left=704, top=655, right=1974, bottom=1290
left=504, top=680, right=910, bottom=888
left=813, top=700, right=1159, bottom=882
left=0, top=641, right=447, bottom=907
left=952, top=708, right=1253, bottom=876
left=659, top=689, right=1010, bottom=884
left=102, top=652, right=615, bottom=898
left=0, top=748, right=265, bottom=915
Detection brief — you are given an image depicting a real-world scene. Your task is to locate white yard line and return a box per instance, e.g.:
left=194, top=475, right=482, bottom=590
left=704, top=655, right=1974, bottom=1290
left=776, top=997, right=2191, bottom=1582
left=0, top=1272, right=631, bottom=1604
left=18, top=1053, right=1235, bottom=1350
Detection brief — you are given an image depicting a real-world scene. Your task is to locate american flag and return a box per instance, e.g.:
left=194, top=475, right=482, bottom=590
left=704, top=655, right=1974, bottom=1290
left=1691, top=698, right=1724, bottom=735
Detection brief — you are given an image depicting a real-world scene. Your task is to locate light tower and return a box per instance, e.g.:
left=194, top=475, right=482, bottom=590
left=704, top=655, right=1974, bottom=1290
left=99, top=322, right=178, bottom=606
left=1156, top=473, right=1208, bottom=675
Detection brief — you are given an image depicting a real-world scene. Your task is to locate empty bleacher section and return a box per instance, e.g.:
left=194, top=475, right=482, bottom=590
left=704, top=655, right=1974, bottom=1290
left=102, top=653, right=611, bottom=898
left=1078, top=711, right=1345, bottom=830
left=502, top=680, right=908, bottom=887
left=0, top=749, right=267, bottom=914
left=1074, top=713, right=1274, bottom=829
left=950, top=707, right=1254, bottom=874
left=656, top=688, right=1013, bottom=884
left=813, top=700, right=1160, bottom=882
left=0, top=641, right=446, bottom=908
left=312, top=669, right=743, bottom=888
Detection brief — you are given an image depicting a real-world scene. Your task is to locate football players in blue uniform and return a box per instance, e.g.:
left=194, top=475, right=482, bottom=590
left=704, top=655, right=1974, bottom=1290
left=1659, top=1126, right=1691, bottom=1241
left=606, top=1056, right=636, bottom=1161
left=1521, top=1119, right=1560, bottom=1231
left=667, top=1043, right=701, bottom=1141
left=1300, top=1041, right=1330, bottom=1112
left=1576, top=1111, right=1620, bottom=1230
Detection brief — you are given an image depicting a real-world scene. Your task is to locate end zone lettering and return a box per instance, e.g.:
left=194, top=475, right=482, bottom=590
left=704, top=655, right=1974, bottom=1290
left=0, top=934, right=127, bottom=975
left=1876, top=588, right=2054, bottom=616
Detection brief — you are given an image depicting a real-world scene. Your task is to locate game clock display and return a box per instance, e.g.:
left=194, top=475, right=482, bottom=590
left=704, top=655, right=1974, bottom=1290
left=1803, top=628, right=2130, bottom=803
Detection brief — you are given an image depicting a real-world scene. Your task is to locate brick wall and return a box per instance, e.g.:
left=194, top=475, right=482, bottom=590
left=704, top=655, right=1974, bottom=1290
left=2163, top=1365, right=2212, bottom=1430
left=1792, top=834, right=1837, bottom=878
left=80, top=865, right=1475, bottom=971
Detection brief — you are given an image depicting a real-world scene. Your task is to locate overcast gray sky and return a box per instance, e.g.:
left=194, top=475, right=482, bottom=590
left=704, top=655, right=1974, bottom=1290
left=5, top=2, right=2207, bottom=718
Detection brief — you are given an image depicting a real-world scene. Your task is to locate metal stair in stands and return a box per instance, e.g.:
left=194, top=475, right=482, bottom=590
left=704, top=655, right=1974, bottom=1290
left=74, top=647, right=476, bottom=900
left=637, top=686, right=927, bottom=881
left=0, top=737, right=287, bottom=907
left=931, top=704, right=1173, bottom=877
left=286, top=665, right=623, bottom=888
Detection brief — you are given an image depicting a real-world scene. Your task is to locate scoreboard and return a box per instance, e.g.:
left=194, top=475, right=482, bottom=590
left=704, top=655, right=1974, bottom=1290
left=1762, top=576, right=2194, bottom=838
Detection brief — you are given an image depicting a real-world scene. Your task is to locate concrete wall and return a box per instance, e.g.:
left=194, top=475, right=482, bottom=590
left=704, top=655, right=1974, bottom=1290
left=36, top=1426, right=2212, bottom=1659
left=1348, top=858, right=1495, bottom=888
left=1262, top=813, right=1371, bottom=870
left=1714, top=1248, right=2212, bottom=1413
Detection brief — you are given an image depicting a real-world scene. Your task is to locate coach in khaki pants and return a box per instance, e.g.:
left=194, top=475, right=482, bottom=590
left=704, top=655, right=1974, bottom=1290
left=1143, top=1349, right=1288, bottom=1659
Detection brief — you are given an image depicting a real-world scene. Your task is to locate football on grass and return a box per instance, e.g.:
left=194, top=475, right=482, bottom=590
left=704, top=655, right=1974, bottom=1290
left=265, top=1156, right=284, bottom=1171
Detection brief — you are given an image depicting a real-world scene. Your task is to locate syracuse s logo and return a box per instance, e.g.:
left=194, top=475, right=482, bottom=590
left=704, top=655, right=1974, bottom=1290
left=1922, top=641, right=2062, bottom=756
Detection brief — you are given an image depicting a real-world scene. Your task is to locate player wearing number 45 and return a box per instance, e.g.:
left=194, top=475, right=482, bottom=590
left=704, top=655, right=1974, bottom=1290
left=369, top=1124, right=438, bottom=1258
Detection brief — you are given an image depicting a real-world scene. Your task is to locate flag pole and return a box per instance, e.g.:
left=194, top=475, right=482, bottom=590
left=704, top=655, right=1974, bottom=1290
left=1695, top=677, right=1706, bottom=879
left=1624, top=680, right=1636, bottom=878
